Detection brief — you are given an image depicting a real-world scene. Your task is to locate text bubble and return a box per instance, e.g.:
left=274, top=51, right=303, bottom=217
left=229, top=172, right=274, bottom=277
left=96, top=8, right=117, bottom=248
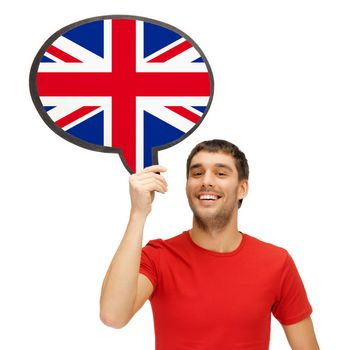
left=30, top=15, right=214, bottom=173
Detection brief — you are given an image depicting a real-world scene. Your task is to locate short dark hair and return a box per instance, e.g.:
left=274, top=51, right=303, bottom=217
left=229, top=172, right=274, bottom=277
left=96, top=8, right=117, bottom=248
left=186, top=139, right=249, bottom=208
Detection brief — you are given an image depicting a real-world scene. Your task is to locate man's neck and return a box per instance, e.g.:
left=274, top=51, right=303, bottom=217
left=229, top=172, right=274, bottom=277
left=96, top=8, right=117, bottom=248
left=189, top=220, right=242, bottom=253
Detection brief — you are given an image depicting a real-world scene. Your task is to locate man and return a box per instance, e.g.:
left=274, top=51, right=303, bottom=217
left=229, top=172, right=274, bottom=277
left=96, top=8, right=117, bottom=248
left=100, top=139, right=320, bottom=349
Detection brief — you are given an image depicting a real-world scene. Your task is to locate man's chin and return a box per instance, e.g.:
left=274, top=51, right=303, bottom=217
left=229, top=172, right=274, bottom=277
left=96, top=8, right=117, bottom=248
left=193, top=214, right=229, bottom=230
left=193, top=207, right=219, bottom=219
left=193, top=211, right=222, bottom=224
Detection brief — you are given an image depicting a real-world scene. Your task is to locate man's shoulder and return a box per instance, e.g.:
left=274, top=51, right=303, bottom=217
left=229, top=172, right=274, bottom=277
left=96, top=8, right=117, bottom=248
left=144, top=231, right=186, bottom=249
left=244, top=233, right=289, bottom=261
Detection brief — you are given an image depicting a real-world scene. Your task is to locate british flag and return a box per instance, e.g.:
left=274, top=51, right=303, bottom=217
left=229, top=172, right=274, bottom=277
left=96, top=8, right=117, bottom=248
left=31, top=16, right=213, bottom=173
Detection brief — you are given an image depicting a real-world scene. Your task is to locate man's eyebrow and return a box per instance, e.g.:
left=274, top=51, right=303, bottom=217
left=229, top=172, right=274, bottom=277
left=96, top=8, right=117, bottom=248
left=189, top=163, right=203, bottom=170
left=189, top=163, right=233, bottom=171
left=215, top=163, right=233, bottom=171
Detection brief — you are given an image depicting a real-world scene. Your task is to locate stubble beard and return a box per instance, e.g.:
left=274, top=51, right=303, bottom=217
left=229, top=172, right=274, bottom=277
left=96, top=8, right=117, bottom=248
left=191, top=201, right=236, bottom=232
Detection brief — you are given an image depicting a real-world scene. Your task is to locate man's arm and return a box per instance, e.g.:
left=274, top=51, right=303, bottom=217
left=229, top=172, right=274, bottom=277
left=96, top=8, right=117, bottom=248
left=283, top=316, right=320, bottom=350
left=99, top=165, right=167, bottom=329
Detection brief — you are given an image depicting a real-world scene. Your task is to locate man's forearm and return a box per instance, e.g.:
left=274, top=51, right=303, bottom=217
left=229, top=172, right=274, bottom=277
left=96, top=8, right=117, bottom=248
left=99, top=211, right=147, bottom=328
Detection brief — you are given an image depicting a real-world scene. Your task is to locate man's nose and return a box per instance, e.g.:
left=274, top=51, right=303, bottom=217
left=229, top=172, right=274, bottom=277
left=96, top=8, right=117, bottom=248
left=201, top=171, right=215, bottom=187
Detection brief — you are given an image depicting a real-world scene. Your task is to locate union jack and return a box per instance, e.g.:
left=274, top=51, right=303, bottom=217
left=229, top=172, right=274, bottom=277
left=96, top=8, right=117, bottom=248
left=31, top=16, right=213, bottom=173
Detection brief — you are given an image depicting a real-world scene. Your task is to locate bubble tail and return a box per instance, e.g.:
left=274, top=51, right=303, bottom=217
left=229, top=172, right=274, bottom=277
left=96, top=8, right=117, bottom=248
left=118, top=149, right=136, bottom=174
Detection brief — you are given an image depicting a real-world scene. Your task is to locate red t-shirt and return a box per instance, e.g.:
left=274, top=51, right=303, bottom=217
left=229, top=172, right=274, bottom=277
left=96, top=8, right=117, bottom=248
left=139, top=231, right=312, bottom=350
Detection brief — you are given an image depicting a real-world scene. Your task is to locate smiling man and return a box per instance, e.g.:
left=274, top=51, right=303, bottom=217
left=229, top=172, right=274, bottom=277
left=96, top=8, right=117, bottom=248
left=100, top=139, right=320, bottom=350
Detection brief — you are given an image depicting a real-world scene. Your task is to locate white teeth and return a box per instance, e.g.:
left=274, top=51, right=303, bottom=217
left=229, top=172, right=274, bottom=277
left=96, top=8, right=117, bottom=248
left=199, top=195, right=219, bottom=200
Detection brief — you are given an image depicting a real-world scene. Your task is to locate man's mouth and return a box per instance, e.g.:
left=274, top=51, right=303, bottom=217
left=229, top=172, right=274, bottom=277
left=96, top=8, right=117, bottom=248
left=198, top=193, right=222, bottom=201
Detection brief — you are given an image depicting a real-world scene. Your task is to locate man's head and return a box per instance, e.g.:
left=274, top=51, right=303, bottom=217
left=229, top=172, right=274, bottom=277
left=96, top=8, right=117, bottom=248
left=186, top=139, right=249, bottom=208
left=185, top=139, right=249, bottom=230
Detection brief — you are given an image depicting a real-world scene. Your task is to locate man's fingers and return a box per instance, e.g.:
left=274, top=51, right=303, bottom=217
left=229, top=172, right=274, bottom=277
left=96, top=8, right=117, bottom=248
left=129, top=170, right=168, bottom=195
left=131, top=169, right=168, bottom=187
left=142, top=181, right=167, bottom=194
left=140, top=178, right=168, bottom=193
left=128, top=165, right=168, bottom=215
left=137, top=173, right=168, bottom=187
left=141, top=165, right=167, bottom=174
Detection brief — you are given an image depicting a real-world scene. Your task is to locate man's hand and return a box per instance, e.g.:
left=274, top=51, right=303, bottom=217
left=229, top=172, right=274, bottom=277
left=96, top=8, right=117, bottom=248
left=129, top=165, right=167, bottom=217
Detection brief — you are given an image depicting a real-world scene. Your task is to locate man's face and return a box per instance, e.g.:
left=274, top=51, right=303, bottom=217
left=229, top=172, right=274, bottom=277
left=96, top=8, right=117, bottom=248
left=186, top=150, right=247, bottom=229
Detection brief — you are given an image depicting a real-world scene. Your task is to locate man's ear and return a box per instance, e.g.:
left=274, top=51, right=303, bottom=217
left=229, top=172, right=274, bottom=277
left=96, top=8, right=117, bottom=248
left=238, top=179, right=249, bottom=200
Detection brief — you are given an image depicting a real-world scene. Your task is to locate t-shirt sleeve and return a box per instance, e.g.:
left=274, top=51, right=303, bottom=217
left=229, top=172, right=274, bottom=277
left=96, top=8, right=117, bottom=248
left=139, top=239, right=162, bottom=295
left=272, top=252, right=313, bottom=325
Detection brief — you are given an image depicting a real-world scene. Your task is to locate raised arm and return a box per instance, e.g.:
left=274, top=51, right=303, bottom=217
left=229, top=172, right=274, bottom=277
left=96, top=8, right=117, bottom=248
left=99, top=165, right=167, bottom=328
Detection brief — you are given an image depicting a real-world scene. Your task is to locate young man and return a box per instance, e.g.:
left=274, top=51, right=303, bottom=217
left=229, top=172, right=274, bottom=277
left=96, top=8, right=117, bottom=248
left=100, top=139, right=320, bottom=350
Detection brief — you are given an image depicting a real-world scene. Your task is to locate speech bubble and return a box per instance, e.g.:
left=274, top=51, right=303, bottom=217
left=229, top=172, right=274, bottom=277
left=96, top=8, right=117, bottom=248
left=30, top=15, right=214, bottom=173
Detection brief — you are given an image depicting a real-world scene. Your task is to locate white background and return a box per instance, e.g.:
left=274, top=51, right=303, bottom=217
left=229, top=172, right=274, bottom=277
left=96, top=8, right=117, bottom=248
left=1, top=0, right=349, bottom=348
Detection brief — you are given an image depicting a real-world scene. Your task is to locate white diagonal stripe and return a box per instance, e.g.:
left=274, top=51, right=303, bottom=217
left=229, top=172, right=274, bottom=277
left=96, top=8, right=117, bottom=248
left=38, top=20, right=112, bottom=72
left=186, top=105, right=205, bottom=117
left=43, top=52, right=64, bottom=63
left=41, top=96, right=112, bottom=144
left=53, top=36, right=103, bottom=63
left=61, top=107, right=104, bottom=131
left=164, top=46, right=202, bottom=64
left=144, top=105, right=195, bottom=133
left=144, top=38, right=186, bottom=62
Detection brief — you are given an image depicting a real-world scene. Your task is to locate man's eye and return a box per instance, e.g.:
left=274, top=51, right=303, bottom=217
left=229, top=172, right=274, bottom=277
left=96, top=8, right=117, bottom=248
left=217, top=172, right=226, bottom=176
left=192, top=172, right=202, bottom=176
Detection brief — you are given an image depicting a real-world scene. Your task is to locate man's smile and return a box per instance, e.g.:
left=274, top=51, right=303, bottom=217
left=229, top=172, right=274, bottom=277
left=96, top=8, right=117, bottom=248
left=196, top=192, right=222, bottom=203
